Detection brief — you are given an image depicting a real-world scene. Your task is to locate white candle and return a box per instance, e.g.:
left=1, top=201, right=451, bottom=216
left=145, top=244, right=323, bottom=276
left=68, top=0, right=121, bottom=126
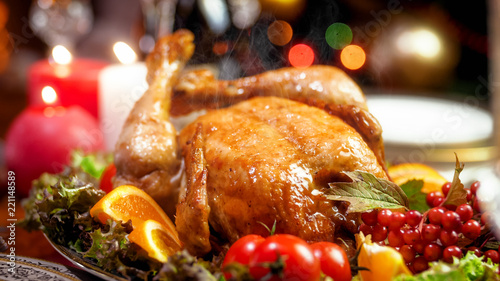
left=98, top=62, right=147, bottom=151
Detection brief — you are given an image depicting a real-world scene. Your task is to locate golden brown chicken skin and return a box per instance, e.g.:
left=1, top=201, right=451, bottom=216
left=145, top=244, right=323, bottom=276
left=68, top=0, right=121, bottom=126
left=176, top=96, right=388, bottom=256
left=172, top=66, right=386, bottom=173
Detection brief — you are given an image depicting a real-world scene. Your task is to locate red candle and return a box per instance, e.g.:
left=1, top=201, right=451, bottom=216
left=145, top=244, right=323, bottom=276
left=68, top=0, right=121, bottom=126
left=28, top=58, right=107, bottom=118
left=5, top=105, right=104, bottom=197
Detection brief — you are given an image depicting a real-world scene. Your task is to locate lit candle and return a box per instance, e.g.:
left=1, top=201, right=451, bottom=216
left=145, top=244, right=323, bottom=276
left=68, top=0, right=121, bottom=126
left=98, top=42, right=147, bottom=151
left=5, top=90, right=104, bottom=197
left=28, top=45, right=108, bottom=118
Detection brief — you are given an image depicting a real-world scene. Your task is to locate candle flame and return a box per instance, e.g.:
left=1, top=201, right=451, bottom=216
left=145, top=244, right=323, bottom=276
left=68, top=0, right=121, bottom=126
left=113, top=42, right=137, bottom=64
left=41, top=86, right=58, bottom=104
left=52, top=45, right=73, bottom=65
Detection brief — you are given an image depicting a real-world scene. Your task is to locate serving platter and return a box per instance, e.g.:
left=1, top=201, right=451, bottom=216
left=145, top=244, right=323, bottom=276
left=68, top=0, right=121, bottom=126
left=43, top=234, right=126, bottom=281
left=0, top=252, right=99, bottom=281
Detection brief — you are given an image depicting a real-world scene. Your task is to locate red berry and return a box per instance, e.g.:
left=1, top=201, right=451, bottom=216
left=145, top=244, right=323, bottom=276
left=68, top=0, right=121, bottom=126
left=422, top=224, right=441, bottom=243
left=442, top=211, right=462, bottom=230
left=462, top=220, right=481, bottom=240
left=403, top=229, right=421, bottom=245
left=359, top=223, right=373, bottom=236
left=388, top=229, right=405, bottom=247
left=372, top=224, right=388, bottom=242
left=413, top=256, right=430, bottom=273
left=466, top=189, right=472, bottom=201
left=400, top=245, right=416, bottom=263
left=473, top=198, right=482, bottom=213
left=440, top=229, right=458, bottom=246
left=426, top=191, right=444, bottom=207
left=406, top=210, right=422, bottom=227
left=455, top=204, right=473, bottom=222
left=441, top=182, right=452, bottom=197
left=484, top=250, right=500, bottom=264
left=389, top=212, right=406, bottom=231
left=377, top=209, right=393, bottom=226
left=433, top=197, right=445, bottom=207
left=443, top=204, right=457, bottom=211
left=470, top=181, right=480, bottom=196
left=442, top=246, right=463, bottom=263
left=361, top=210, right=378, bottom=226
left=481, top=212, right=492, bottom=228
left=428, top=207, right=445, bottom=225
left=424, top=243, right=442, bottom=261
left=467, top=246, right=482, bottom=257
left=413, top=240, right=426, bottom=254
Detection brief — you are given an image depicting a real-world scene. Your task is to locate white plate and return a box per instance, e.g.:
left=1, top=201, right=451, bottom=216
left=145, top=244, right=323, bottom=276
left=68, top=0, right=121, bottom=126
left=366, top=95, right=493, bottom=147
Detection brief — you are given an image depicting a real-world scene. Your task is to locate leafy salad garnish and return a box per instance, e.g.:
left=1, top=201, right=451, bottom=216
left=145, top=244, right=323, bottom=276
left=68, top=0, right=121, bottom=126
left=394, top=251, right=500, bottom=281
left=20, top=152, right=219, bottom=280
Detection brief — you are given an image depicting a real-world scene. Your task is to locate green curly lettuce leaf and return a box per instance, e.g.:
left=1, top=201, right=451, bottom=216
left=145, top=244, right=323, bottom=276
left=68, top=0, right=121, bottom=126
left=19, top=152, right=224, bottom=280
left=394, top=251, right=500, bottom=281
left=154, top=250, right=222, bottom=281
left=71, top=150, right=112, bottom=179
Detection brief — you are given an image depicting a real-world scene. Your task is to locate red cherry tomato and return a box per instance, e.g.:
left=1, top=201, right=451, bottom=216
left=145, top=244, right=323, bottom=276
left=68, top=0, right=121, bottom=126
left=222, top=235, right=265, bottom=279
left=99, top=163, right=116, bottom=193
left=310, top=242, right=351, bottom=281
left=249, top=234, right=321, bottom=281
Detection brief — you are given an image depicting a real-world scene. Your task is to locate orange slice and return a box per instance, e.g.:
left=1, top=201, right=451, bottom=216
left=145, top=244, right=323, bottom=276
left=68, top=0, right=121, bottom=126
left=128, top=219, right=182, bottom=263
left=388, top=163, right=447, bottom=194
left=89, top=185, right=176, bottom=234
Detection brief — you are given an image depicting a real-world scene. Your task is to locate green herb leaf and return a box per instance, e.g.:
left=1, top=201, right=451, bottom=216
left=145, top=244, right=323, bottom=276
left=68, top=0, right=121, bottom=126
left=400, top=180, right=429, bottom=213
left=155, top=250, right=219, bottom=281
left=71, top=150, right=112, bottom=179
left=442, top=154, right=467, bottom=207
left=325, top=171, right=409, bottom=213
left=394, top=251, right=500, bottom=281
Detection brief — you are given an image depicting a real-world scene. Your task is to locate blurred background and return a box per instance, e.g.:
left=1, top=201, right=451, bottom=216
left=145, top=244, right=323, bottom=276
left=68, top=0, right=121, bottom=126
left=0, top=0, right=488, bottom=125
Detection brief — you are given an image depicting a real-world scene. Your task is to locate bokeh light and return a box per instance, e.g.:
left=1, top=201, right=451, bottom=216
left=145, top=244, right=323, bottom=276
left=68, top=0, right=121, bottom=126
left=325, top=23, right=352, bottom=50
left=113, top=42, right=137, bottom=64
left=260, top=0, right=306, bottom=21
left=340, top=45, right=366, bottom=70
left=199, top=0, right=230, bottom=34
left=396, top=29, right=441, bottom=59
left=213, top=41, right=230, bottom=55
left=289, top=44, right=314, bottom=68
left=267, top=20, right=293, bottom=46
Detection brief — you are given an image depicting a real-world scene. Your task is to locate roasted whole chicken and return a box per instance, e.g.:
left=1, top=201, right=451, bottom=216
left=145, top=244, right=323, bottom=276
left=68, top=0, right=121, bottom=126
left=114, top=30, right=388, bottom=256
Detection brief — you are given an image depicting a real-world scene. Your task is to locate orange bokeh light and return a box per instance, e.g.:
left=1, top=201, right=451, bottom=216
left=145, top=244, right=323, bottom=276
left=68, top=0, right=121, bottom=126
left=267, top=20, right=293, bottom=46
left=340, top=45, right=366, bottom=70
left=213, top=41, right=230, bottom=55
left=288, top=44, right=314, bottom=68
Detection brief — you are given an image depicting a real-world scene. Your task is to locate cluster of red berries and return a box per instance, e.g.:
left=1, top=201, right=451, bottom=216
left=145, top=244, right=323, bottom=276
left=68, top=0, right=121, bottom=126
left=359, top=181, right=499, bottom=274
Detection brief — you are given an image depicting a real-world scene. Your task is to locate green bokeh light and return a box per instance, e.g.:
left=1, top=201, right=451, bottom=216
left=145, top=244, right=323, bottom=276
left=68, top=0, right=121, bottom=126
left=325, top=23, right=353, bottom=50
